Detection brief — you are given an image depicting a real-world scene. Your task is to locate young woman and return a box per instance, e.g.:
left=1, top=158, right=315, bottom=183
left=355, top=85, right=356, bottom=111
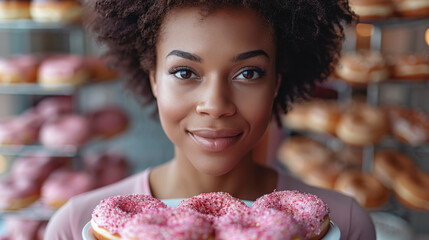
left=45, top=1, right=376, bottom=239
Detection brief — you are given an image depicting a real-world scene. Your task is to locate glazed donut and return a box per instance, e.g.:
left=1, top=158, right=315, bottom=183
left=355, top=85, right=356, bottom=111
left=85, top=57, right=117, bottom=81
left=306, top=100, right=342, bottom=135
left=83, top=150, right=129, bottom=188
left=277, top=136, right=334, bottom=176
left=39, top=114, right=92, bottom=148
left=0, top=0, right=31, bottom=19
left=121, top=207, right=214, bottom=240
left=335, top=50, right=390, bottom=86
left=87, top=106, right=129, bottom=139
left=30, top=0, right=82, bottom=23
left=4, top=217, right=45, bottom=240
left=0, top=175, right=40, bottom=211
left=11, top=151, right=70, bottom=184
left=36, top=96, right=73, bottom=121
left=177, top=192, right=249, bottom=222
left=348, top=0, right=395, bottom=20
left=38, top=55, right=89, bottom=88
left=215, top=208, right=303, bottom=240
left=300, top=161, right=345, bottom=190
left=0, top=55, right=41, bottom=83
left=91, top=194, right=167, bottom=240
left=388, top=54, right=429, bottom=80
left=0, top=116, right=39, bottom=145
left=281, top=102, right=312, bottom=131
left=386, top=106, right=429, bottom=146
left=336, top=103, right=388, bottom=146
left=334, top=171, right=390, bottom=209
left=373, top=150, right=416, bottom=189
left=252, top=190, right=330, bottom=240
left=41, top=169, right=93, bottom=209
left=392, top=0, right=429, bottom=18
left=393, top=170, right=429, bottom=211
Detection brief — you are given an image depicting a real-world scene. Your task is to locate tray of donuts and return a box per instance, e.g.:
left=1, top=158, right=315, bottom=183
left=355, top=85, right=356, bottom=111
left=282, top=99, right=429, bottom=147
left=83, top=191, right=341, bottom=240
left=0, top=53, right=117, bottom=90
left=348, top=0, right=429, bottom=22
left=332, top=50, right=429, bottom=87
left=278, top=134, right=429, bottom=212
left=0, top=96, right=130, bottom=150
left=0, top=148, right=130, bottom=215
left=0, top=0, right=82, bottom=23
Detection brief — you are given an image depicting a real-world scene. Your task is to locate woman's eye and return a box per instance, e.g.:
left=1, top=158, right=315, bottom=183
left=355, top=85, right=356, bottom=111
left=174, top=69, right=196, bottom=79
left=235, top=69, right=264, bottom=80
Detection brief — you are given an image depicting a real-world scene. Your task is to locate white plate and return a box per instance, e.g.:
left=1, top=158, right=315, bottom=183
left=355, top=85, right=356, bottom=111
left=83, top=199, right=340, bottom=240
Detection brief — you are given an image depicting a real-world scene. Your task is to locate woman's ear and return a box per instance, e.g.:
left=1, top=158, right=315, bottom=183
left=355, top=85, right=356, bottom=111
left=274, top=73, right=282, bottom=98
left=149, top=70, right=158, bottom=99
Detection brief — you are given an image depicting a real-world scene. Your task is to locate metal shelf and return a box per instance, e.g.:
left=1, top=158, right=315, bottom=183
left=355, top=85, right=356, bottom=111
left=0, top=19, right=82, bottom=32
left=0, top=200, right=55, bottom=220
left=0, top=144, right=78, bottom=157
left=0, top=83, right=77, bottom=95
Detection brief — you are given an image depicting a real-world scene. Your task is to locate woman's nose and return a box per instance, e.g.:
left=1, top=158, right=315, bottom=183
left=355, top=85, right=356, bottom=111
left=195, top=76, right=236, bottom=119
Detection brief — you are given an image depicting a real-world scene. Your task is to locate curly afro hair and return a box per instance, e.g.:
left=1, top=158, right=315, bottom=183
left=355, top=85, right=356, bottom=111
left=85, top=0, right=356, bottom=121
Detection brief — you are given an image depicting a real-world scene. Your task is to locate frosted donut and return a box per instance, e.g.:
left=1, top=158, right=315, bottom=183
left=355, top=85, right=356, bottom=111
left=0, top=175, right=40, bottom=211
left=30, top=0, right=82, bottom=23
left=91, top=194, right=167, bottom=240
left=393, top=171, right=429, bottom=211
left=121, top=207, right=214, bottom=240
left=11, top=151, right=69, bottom=184
left=83, top=150, right=129, bottom=188
left=177, top=192, right=249, bottom=222
left=392, top=0, right=429, bottom=18
left=335, top=50, right=390, bottom=86
left=349, top=0, right=395, bottom=20
left=373, top=150, right=416, bottom=189
left=4, top=217, right=45, bottom=240
left=389, top=54, right=429, bottom=80
left=36, top=96, right=73, bottom=121
left=306, top=100, right=342, bottom=135
left=215, top=208, right=303, bottom=240
left=334, top=171, right=390, bottom=209
left=336, top=103, right=388, bottom=146
left=0, top=55, right=40, bottom=83
left=41, top=169, right=93, bottom=209
left=0, top=0, right=31, bottom=19
left=252, top=190, right=330, bottom=240
left=277, top=136, right=334, bottom=176
left=87, top=106, right=129, bottom=139
left=39, top=114, right=92, bottom=148
left=38, top=55, right=89, bottom=88
left=85, top=57, right=117, bottom=81
left=386, top=106, right=429, bottom=146
left=281, top=102, right=312, bottom=131
left=0, top=117, right=39, bottom=145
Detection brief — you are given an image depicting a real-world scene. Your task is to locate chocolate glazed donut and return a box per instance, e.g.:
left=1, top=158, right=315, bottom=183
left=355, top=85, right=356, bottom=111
left=0, top=0, right=31, bottom=19
left=30, top=0, right=82, bottom=23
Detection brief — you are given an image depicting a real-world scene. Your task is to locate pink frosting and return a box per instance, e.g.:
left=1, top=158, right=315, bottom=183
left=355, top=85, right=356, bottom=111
left=215, top=208, right=304, bottom=240
left=0, top=55, right=41, bottom=82
left=0, top=116, right=39, bottom=145
left=177, top=192, right=249, bottom=222
left=36, top=97, right=73, bottom=121
left=41, top=170, right=93, bottom=205
left=0, top=175, right=40, bottom=210
left=252, top=190, right=329, bottom=239
left=87, top=106, right=129, bottom=138
left=39, top=55, right=87, bottom=78
left=92, top=194, right=167, bottom=235
left=121, top=207, right=213, bottom=240
left=39, top=114, right=92, bottom=147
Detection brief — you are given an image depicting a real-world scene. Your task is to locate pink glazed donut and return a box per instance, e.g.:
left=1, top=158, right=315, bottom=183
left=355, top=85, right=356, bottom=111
left=252, top=190, right=330, bottom=240
left=36, top=96, right=73, bottom=121
left=177, top=192, right=249, bottom=222
left=39, top=114, right=92, bottom=148
left=0, top=116, right=39, bottom=145
left=0, top=175, right=40, bottom=211
left=41, top=169, right=93, bottom=209
left=87, top=106, right=129, bottom=139
left=214, top=208, right=303, bottom=240
left=91, top=194, right=167, bottom=240
left=121, top=207, right=214, bottom=240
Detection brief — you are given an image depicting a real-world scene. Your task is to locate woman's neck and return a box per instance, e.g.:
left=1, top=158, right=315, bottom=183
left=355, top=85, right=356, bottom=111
left=149, top=149, right=278, bottom=201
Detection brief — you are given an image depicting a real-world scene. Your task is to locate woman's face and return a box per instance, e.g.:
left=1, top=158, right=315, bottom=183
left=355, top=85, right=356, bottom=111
left=150, top=7, right=279, bottom=176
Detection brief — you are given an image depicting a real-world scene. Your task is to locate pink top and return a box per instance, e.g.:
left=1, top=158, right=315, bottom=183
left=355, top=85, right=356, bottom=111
left=45, top=169, right=376, bottom=240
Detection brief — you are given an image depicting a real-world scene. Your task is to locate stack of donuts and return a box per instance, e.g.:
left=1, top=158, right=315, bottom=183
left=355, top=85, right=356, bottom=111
left=334, top=51, right=429, bottom=85
left=0, top=148, right=130, bottom=212
left=0, top=54, right=117, bottom=87
left=91, top=191, right=331, bottom=240
left=0, top=0, right=82, bottom=23
left=0, top=96, right=129, bottom=148
left=348, top=0, right=429, bottom=20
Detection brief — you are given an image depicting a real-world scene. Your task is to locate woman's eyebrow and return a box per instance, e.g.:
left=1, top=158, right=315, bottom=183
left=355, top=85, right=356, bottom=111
left=233, top=50, right=269, bottom=62
left=166, top=50, right=202, bottom=62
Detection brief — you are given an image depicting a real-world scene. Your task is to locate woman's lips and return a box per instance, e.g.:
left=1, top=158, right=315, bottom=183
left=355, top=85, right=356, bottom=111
left=188, top=129, right=242, bottom=152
